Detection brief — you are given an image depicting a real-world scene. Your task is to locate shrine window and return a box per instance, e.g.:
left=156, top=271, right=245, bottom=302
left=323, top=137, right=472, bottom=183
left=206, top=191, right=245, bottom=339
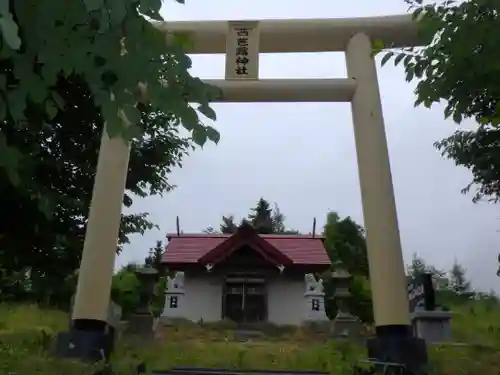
left=312, top=298, right=320, bottom=311
left=170, top=296, right=178, bottom=308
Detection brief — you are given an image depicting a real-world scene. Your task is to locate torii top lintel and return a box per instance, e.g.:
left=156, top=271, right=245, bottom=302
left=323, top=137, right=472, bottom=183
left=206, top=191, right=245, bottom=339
left=155, top=14, right=423, bottom=55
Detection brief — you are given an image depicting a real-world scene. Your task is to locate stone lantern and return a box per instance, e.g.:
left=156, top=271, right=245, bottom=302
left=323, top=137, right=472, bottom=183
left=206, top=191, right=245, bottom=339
left=134, top=267, right=159, bottom=314
left=128, top=267, right=159, bottom=337
left=330, top=267, right=362, bottom=339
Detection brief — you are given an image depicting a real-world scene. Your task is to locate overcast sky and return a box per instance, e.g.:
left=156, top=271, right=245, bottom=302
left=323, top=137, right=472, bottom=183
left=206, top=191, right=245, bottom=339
left=117, top=0, right=500, bottom=292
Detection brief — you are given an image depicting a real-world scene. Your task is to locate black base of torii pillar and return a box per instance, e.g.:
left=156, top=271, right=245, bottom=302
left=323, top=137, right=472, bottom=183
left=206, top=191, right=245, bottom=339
left=366, top=325, right=428, bottom=374
left=55, top=319, right=115, bottom=363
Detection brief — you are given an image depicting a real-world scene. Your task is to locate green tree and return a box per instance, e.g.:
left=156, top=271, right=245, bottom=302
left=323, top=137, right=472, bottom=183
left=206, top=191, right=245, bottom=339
left=379, top=0, right=498, bottom=126
left=406, top=253, right=446, bottom=281
left=1, top=0, right=221, bottom=304
left=218, top=199, right=300, bottom=234
left=0, top=74, right=195, bottom=305
left=220, top=215, right=240, bottom=234
left=1, top=0, right=220, bottom=187
left=203, top=226, right=216, bottom=234
left=271, top=203, right=286, bottom=234
left=0, top=268, right=31, bottom=303
left=404, top=255, right=473, bottom=307
left=248, top=198, right=275, bottom=234
left=434, top=127, right=500, bottom=203
left=323, top=212, right=369, bottom=277
left=378, top=0, right=500, bottom=277
left=377, top=0, right=500, bottom=201
left=111, top=263, right=141, bottom=317
left=322, top=211, right=372, bottom=322
left=268, top=203, right=301, bottom=234
left=449, top=260, right=471, bottom=294
left=406, top=254, right=428, bottom=280
left=111, top=261, right=166, bottom=317
left=145, top=240, right=165, bottom=274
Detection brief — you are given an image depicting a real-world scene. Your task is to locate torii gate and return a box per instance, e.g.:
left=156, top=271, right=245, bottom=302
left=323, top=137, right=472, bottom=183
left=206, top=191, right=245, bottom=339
left=69, top=14, right=427, bottom=369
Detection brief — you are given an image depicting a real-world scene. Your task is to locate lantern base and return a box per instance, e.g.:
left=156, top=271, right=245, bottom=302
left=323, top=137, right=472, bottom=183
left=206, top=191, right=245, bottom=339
left=128, top=313, right=155, bottom=338
left=365, top=325, right=428, bottom=375
left=331, top=313, right=362, bottom=339
left=55, top=319, right=115, bottom=363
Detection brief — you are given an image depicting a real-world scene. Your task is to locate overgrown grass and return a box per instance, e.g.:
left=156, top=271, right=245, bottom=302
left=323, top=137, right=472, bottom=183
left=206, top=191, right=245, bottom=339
left=0, top=304, right=67, bottom=333
left=1, top=298, right=500, bottom=375
left=449, top=297, right=500, bottom=347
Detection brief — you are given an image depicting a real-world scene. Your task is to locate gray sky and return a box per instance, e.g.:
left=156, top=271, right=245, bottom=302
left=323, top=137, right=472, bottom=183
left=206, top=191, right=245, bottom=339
left=117, top=0, right=500, bottom=292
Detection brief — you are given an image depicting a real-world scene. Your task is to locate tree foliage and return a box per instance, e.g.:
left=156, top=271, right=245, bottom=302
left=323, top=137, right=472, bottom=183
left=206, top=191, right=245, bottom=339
left=0, top=0, right=220, bottom=187
left=377, top=0, right=500, bottom=202
left=110, top=263, right=141, bottom=316
left=218, top=198, right=300, bottom=235
left=203, top=226, right=217, bottom=234
left=406, top=253, right=446, bottom=281
left=434, top=126, right=500, bottom=202
left=144, top=240, right=165, bottom=274
left=0, top=74, right=196, bottom=306
left=377, top=0, right=500, bottom=268
left=321, top=212, right=372, bottom=322
left=449, top=260, right=471, bottom=294
left=0, top=0, right=220, bottom=305
left=220, top=215, right=241, bottom=234
left=405, top=256, right=479, bottom=307
left=247, top=198, right=276, bottom=234
left=323, top=212, right=369, bottom=277
left=111, top=255, right=166, bottom=317
left=378, top=0, right=499, bottom=126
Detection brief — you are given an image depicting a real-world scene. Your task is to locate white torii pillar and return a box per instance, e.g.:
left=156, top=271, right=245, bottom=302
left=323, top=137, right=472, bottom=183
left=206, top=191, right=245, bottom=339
left=346, top=32, right=411, bottom=329
left=344, top=36, right=428, bottom=370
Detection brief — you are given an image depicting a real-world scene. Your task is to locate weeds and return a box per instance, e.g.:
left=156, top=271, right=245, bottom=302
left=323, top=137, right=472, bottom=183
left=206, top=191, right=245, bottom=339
left=0, top=300, right=500, bottom=375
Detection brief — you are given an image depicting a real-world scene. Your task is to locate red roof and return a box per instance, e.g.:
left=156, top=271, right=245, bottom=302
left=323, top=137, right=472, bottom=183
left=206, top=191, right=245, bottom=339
left=162, top=224, right=331, bottom=267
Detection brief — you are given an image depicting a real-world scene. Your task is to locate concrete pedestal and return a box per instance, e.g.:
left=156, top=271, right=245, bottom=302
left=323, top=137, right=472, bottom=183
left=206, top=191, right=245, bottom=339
left=303, top=292, right=329, bottom=322
left=128, top=314, right=155, bottom=339
left=331, top=313, right=363, bottom=339
left=411, top=310, right=453, bottom=343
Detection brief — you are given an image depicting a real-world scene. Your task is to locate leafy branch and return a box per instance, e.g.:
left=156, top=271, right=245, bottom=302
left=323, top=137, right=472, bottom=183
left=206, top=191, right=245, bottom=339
left=0, top=0, right=220, bottom=186
left=373, top=0, right=500, bottom=126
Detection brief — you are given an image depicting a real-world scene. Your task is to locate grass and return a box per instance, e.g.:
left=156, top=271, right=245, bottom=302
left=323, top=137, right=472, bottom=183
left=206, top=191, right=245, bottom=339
left=1, top=298, right=500, bottom=375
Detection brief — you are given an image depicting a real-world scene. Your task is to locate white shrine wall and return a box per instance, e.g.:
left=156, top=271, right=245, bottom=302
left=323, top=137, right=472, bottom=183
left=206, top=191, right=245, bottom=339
left=267, top=276, right=304, bottom=325
left=162, top=272, right=323, bottom=326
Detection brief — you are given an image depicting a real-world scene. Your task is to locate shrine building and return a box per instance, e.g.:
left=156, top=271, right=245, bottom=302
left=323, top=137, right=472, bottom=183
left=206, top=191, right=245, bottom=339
left=161, top=223, right=331, bottom=326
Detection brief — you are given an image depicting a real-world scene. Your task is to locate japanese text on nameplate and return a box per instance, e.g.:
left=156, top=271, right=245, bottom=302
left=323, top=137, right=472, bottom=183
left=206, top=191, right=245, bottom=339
left=225, top=21, right=260, bottom=80
left=235, top=28, right=250, bottom=76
